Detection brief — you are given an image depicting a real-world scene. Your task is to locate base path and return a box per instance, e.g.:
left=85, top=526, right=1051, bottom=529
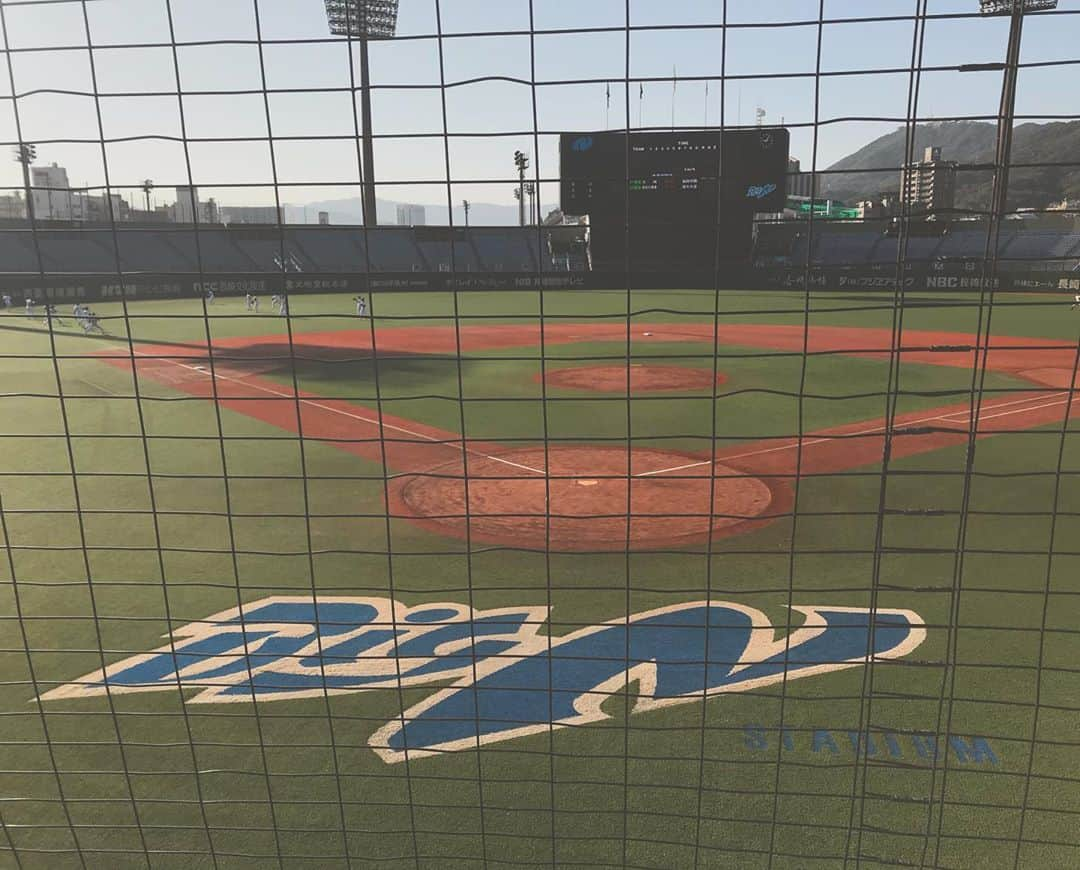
left=99, top=350, right=536, bottom=478
left=97, top=322, right=1079, bottom=551
left=205, top=321, right=1079, bottom=388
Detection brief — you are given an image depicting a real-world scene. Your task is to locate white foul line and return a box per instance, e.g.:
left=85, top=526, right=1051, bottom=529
left=637, top=391, right=1073, bottom=478
left=130, top=351, right=548, bottom=476
left=124, top=350, right=1072, bottom=484
left=77, top=376, right=122, bottom=397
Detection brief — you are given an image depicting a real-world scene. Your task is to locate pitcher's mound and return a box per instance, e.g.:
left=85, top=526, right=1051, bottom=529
left=539, top=365, right=727, bottom=393
left=389, top=445, right=777, bottom=551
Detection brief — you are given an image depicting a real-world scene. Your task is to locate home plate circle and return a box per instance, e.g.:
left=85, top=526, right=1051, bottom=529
left=389, top=445, right=777, bottom=552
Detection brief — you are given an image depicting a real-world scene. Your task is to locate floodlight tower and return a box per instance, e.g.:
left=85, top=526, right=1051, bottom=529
left=978, top=0, right=1057, bottom=222
left=12, top=143, right=36, bottom=222
left=524, top=182, right=536, bottom=226
left=513, top=150, right=529, bottom=226
left=324, top=1, right=400, bottom=227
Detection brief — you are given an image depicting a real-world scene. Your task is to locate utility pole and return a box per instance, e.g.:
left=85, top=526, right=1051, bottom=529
left=142, top=179, right=153, bottom=214
left=12, top=143, right=36, bottom=222
left=513, top=150, right=529, bottom=227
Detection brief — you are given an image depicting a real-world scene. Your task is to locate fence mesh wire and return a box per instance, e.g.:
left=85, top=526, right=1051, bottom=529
left=1, top=0, right=1079, bottom=867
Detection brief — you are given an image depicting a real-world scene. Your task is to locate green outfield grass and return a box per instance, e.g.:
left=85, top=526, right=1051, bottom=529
left=1, top=289, right=1078, bottom=869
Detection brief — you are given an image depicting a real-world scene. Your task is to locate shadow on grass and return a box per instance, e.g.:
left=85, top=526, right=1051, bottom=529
left=205, top=343, right=491, bottom=392
left=0, top=319, right=210, bottom=352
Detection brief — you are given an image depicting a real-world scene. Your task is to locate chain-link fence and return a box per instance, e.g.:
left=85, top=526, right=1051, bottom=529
left=1, top=0, right=1079, bottom=867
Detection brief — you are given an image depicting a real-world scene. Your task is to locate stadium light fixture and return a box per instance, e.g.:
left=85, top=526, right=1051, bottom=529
left=324, top=1, right=400, bottom=227
left=12, top=143, right=35, bottom=165
left=324, top=0, right=399, bottom=37
left=979, top=0, right=1057, bottom=14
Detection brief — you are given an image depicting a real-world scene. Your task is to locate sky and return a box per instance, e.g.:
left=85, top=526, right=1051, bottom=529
left=0, top=0, right=1077, bottom=221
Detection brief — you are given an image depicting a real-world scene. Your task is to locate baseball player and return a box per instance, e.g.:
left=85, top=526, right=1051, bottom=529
left=353, top=295, right=367, bottom=317
left=42, top=303, right=64, bottom=326
left=83, top=309, right=106, bottom=334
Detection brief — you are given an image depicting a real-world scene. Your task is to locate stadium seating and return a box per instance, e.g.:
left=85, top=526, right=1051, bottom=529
left=757, top=219, right=1080, bottom=270
left=191, top=229, right=262, bottom=273
left=473, top=228, right=539, bottom=272
left=115, top=229, right=199, bottom=273
left=999, top=228, right=1080, bottom=268
left=414, top=231, right=481, bottom=272
left=34, top=230, right=118, bottom=274
left=0, top=230, right=45, bottom=273
left=810, top=229, right=882, bottom=265
left=363, top=228, right=425, bottom=272
left=285, top=229, right=367, bottom=272
left=3, top=218, right=1076, bottom=279
left=230, top=235, right=303, bottom=272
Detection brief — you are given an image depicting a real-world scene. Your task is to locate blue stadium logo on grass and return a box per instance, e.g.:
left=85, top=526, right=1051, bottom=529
left=42, top=597, right=925, bottom=764
left=746, top=183, right=778, bottom=200
left=571, top=136, right=594, bottom=152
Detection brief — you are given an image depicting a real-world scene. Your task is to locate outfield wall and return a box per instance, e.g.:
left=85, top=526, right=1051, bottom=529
left=754, top=266, right=1080, bottom=293
left=2, top=266, right=1078, bottom=304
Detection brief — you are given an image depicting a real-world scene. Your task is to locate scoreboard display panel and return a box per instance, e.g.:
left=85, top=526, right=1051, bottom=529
left=559, top=129, right=789, bottom=272
left=560, top=129, right=789, bottom=218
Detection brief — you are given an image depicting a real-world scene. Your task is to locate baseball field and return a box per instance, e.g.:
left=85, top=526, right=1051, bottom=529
left=1, top=287, right=1078, bottom=868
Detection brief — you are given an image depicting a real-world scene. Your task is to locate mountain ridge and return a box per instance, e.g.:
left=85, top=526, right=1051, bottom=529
left=819, top=120, right=1080, bottom=210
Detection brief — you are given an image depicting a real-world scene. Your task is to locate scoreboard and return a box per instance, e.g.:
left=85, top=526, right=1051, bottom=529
left=561, top=129, right=788, bottom=217
left=559, top=129, right=789, bottom=272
